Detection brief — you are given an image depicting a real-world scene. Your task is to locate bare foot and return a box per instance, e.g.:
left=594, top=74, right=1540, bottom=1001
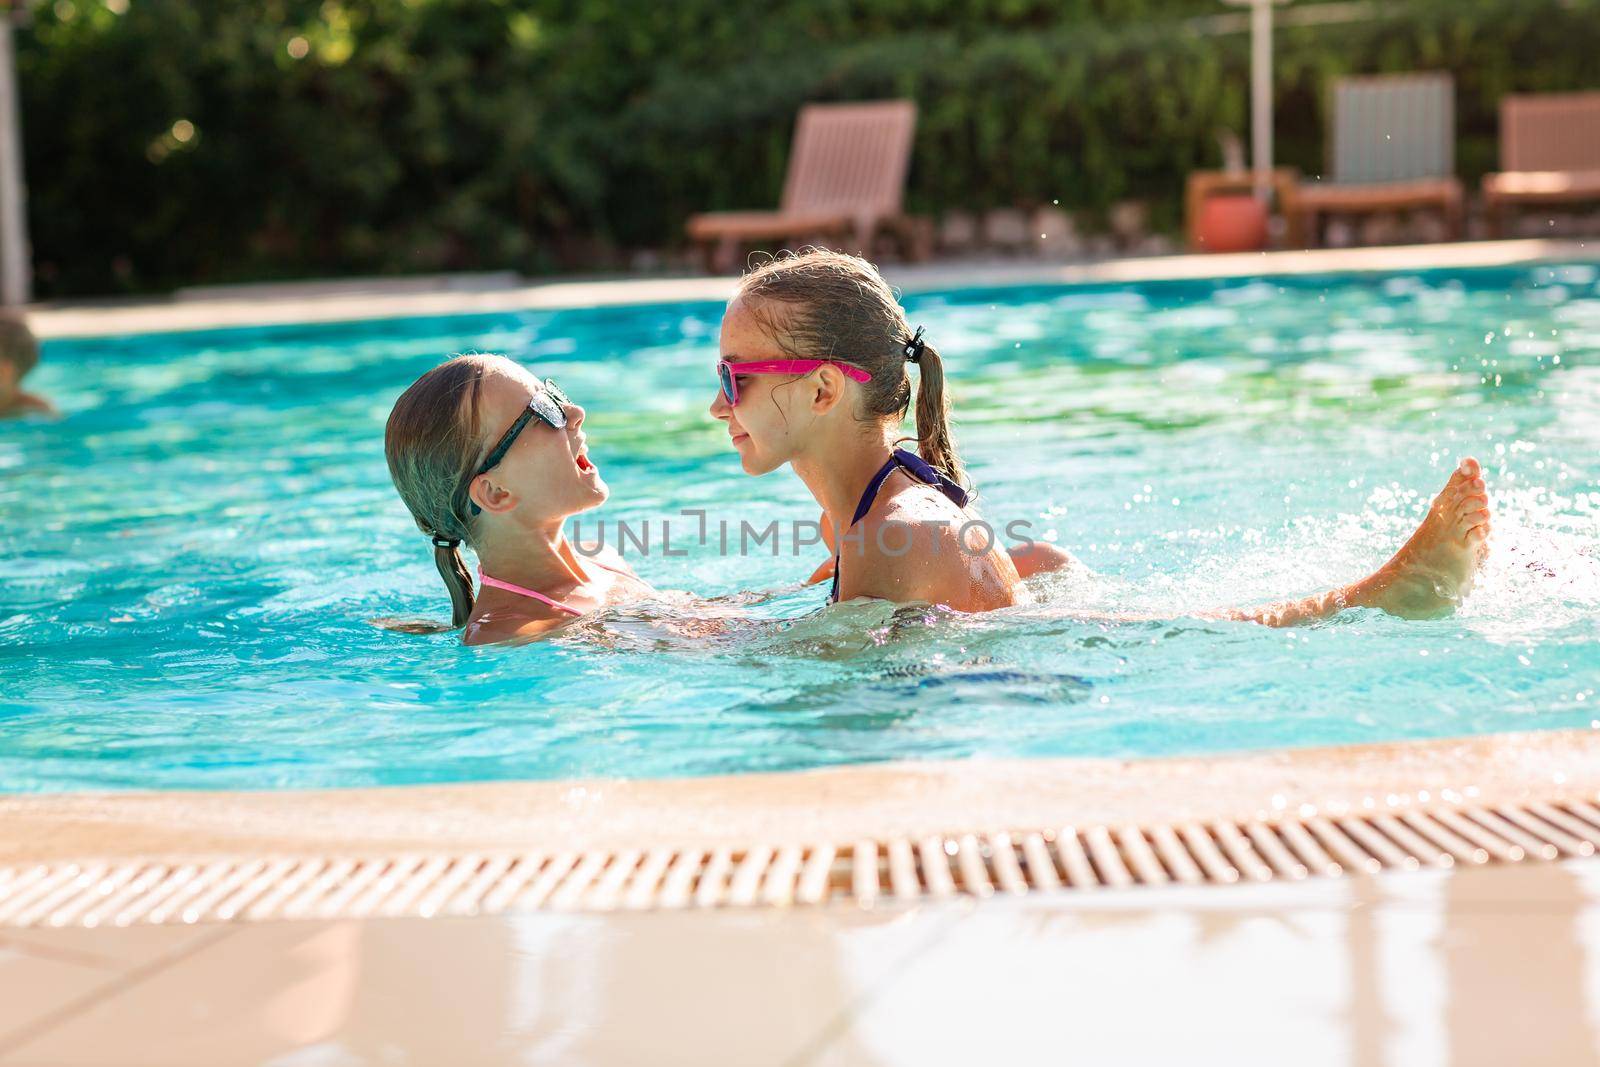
left=1353, top=457, right=1491, bottom=619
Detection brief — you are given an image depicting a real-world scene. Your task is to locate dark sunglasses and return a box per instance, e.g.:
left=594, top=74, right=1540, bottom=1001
left=467, top=377, right=570, bottom=514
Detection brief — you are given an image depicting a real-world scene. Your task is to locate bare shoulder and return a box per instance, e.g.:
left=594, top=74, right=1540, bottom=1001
left=836, top=522, right=967, bottom=604
left=463, top=611, right=570, bottom=646
left=838, top=490, right=1012, bottom=608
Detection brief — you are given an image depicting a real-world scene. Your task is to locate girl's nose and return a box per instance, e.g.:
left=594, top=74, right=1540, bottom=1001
left=565, top=400, right=585, bottom=428
left=709, top=388, right=730, bottom=420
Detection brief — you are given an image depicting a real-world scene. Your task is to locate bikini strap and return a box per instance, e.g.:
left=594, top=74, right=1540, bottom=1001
left=477, top=566, right=586, bottom=617
left=848, top=454, right=905, bottom=527
left=888, top=447, right=969, bottom=510
left=830, top=449, right=970, bottom=602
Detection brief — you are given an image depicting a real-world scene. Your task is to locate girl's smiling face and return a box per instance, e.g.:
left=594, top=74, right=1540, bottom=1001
left=709, top=297, right=816, bottom=476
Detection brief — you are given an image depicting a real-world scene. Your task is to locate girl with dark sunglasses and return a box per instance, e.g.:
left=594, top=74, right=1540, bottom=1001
left=385, top=353, right=654, bottom=645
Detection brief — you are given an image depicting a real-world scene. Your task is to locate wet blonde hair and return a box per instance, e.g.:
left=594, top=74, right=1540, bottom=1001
left=736, top=248, right=966, bottom=490
left=384, top=354, right=497, bottom=627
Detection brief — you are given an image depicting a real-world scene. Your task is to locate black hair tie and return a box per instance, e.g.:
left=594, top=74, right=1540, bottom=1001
left=431, top=535, right=461, bottom=550
left=903, top=326, right=926, bottom=364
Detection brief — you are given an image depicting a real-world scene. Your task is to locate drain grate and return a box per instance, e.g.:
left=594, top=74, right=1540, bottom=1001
left=4, top=800, right=1599, bottom=928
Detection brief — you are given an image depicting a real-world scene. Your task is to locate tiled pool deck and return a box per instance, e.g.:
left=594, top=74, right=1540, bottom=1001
left=9, top=238, right=1600, bottom=1064
left=6, top=861, right=1600, bottom=1065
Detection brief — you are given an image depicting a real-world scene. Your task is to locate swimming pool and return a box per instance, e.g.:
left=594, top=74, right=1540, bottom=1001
left=3, top=263, right=1598, bottom=793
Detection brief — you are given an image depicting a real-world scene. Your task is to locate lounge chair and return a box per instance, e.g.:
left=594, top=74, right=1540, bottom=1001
left=685, top=100, right=928, bottom=273
left=1283, top=73, right=1463, bottom=248
left=1482, top=92, right=1600, bottom=236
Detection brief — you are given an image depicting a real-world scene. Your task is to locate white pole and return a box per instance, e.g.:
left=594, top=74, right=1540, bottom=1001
left=0, top=9, right=30, bottom=306
left=1251, top=0, right=1273, bottom=201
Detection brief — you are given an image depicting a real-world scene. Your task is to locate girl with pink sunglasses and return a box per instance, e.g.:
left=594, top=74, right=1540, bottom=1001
left=707, top=249, right=1491, bottom=624
left=710, top=249, right=1074, bottom=612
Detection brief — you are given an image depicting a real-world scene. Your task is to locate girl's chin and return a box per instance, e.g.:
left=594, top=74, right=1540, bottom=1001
left=740, top=456, right=782, bottom=476
left=729, top=436, right=783, bottom=475
left=567, top=480, right=609, bottom=511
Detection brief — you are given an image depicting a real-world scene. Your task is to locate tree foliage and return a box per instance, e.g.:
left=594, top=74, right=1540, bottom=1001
left=18, top=0, right=1600, bottom=296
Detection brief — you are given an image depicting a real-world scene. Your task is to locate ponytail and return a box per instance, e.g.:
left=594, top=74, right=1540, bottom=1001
left=385, top=355, right=495, bottom=632
left=432, top=536, right=476, bottom=628
left=904, top=339, right=967, bottom=494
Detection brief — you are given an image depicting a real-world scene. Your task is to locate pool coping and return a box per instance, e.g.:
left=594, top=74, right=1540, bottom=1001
left=24, top=237, right=1597, bottom=340
left=5, top=729, right=1600, bottom=922
left=9, top=728, right=1597, bottom=862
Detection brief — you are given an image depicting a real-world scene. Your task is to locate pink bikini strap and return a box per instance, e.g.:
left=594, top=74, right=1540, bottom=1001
left=476, top=567, right=585, bottom=617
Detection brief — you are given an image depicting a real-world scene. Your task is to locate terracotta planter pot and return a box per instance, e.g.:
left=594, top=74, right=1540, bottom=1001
left=1196, top=194, right=1269, bottom=253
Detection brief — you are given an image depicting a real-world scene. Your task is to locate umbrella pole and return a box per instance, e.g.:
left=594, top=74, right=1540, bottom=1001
left=1250, top=0, right=1274, bottom=202
left=0, top=8, right=30, bottom=306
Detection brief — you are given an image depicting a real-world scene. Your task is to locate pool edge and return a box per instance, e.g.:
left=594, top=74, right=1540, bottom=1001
left=5, top=727, right=1600, bottom=922
left=25, top=237, right=1598, bottom=340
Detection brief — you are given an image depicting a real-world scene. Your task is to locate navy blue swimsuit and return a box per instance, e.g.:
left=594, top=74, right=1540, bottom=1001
left=829, top=448, right=970, bottom=604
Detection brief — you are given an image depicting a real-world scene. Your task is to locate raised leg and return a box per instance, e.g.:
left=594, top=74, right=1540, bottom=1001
left=1228, top=457, right=1491, bottom=626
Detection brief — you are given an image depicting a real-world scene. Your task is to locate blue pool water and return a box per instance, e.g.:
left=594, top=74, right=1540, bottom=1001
left=3, top=263, right=1599, bottom=793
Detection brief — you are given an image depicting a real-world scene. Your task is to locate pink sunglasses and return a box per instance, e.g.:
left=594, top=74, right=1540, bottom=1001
left=717, top=359, right=873, bottom=406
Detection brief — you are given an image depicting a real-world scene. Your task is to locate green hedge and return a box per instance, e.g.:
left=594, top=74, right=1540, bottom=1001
left=18, top=0, right=1600, bottom=297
